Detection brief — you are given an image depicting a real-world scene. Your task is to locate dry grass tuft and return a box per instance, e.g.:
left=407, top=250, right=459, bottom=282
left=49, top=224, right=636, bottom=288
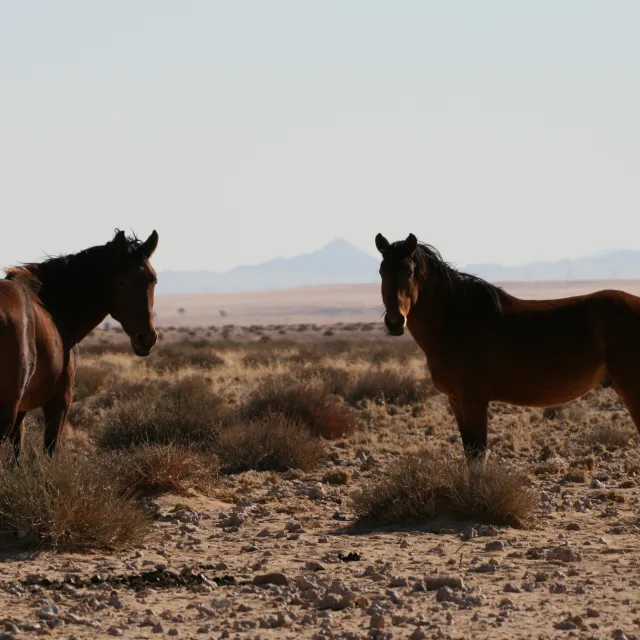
left=98, top=375, right=224, bottom=450
left=243, top=377, right=359, bottom=439
left=586, top=423, right=634, bottom=450
left=216, top=412, right=325, bottom=473
left=296, top=365, right=352, bottom=395
left=346, top=368, right=428, bottom=405
left=74, top=359, right=118, bottom=401
left=0, top=448, right=150, bottom=550
left=146, top=339, right=225, bottom=372
left=108, top=444, right=219, bottom=495
left=352, top=448, right=538, bottom=528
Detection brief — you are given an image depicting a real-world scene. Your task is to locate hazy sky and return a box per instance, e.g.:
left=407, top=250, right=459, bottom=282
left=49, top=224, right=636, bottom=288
left=2, top=1, right=640, bottom=272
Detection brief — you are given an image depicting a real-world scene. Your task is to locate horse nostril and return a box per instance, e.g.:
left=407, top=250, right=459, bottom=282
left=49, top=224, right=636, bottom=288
left=136, top=332, right=158, bottom=349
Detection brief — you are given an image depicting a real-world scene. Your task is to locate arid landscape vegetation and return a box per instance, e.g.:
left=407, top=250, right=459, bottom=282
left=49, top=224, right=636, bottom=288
left=2, top=314, right=640, bottom=639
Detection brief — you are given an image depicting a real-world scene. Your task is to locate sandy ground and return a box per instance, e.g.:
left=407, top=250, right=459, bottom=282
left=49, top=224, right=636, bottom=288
left=151, top=280, right=640, bottom=327
left=2, top=318, right=640, bottom=639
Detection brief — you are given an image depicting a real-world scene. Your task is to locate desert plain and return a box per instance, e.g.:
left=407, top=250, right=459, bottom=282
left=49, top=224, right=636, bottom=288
left=1, top=280, right=640, bottom=640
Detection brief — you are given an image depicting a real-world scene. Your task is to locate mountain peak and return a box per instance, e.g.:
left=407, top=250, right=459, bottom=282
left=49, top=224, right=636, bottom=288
left=157, top=237, right=379, bottom=294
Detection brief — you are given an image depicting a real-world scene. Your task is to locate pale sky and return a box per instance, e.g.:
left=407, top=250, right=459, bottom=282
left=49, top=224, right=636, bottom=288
left=1, top=1, right=639, bottom=272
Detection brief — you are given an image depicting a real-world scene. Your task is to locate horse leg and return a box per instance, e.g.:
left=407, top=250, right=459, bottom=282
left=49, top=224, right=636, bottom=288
left=0, top=404, right=19, bottom=439
left=42, top=393, right=71, bottom=457
left=9, top=412, right=27, bottom=462
left=610, top=380, right=640, bottom=435
left=42, top=347, right=76, bottom=458
left=449, top=395, right=489, bottom=461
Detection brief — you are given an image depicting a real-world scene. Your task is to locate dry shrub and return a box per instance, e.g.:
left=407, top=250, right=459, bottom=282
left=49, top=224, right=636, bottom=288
left=346, top=368, right=428, bottom=405
left=296, top=365, right=352, bottom=395
left=586, top=423, right=634, bottom=450
left=78, top=341, right=132, bottom=357
left=74, top=359, right=118, bottom=401
left=98, top=375, right=224, bottom=450
left=243, top=377, right=359, bottom=439
left=352, top=449, right=538, bottom=528
left=109, top=444, right=218, bottom=495
left=0, top=448, right=150, bottom=550
left=146, top=339, right=225, bottom=372
left=216, top=412, right=325, bottom=473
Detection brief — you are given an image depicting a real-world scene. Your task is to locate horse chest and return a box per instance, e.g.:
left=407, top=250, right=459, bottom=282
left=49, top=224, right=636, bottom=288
left=410, top=322, right=487, bottom=396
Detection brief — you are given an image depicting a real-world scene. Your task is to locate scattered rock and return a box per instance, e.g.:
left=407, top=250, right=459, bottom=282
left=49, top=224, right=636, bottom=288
left=485, top=540, right=506, bottom=552
left=253, top=572, right=289, bottom=587
left=425, top=576, right=465, bottom=591
left=322, top=470, right=350, bottom=485
left=546, top=547, right=583, bottom=563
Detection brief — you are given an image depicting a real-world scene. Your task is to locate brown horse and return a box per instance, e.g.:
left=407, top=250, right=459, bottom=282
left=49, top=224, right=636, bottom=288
left=0, top=230, right=159, bottom=459
left=375, top=232, right=640, bottom=460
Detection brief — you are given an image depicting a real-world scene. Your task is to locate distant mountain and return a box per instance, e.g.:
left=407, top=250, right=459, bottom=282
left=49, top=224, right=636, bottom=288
left=156, top=243, right=640, bottom=295
left=465, top=250, right=640, bottom=282
left=157, top=238, right=380, bottom=294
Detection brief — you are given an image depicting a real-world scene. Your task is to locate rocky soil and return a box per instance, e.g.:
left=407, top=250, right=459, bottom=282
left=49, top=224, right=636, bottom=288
left=2, top=325, right=640, bottom=640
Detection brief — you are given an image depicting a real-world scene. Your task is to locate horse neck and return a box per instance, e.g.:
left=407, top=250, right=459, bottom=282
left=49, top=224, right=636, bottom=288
left=39, top=284, right=110, bottom=348
left=406, top=283, right=445, bottom=339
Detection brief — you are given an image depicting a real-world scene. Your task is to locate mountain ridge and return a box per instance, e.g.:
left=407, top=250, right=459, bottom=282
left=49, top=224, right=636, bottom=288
left=156, top=240, right=640, bottom=294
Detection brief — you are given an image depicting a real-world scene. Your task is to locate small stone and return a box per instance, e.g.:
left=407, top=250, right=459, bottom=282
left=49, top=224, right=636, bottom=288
left=554, top=620, right=577, bottom=630
left=566, top=523, right=582, bottom=531
left=586, top=607, right=600, bottom=618
left=316, top=594, right=343, bottom=610
left=549, top=583, right=567, bottom=594
left=546, top=547, right=582, bottom=563
left=388, top=575, right=408, bottom=588
left=322, top=470, right=350, bottom=485
left=503, top=583, right=521, bottom=593
left=370, top=613, right=386, bottom=629
left=485, top=540, right=506, bottom=552
left=253, top=572, right=289, bottom=587
left=37, top=606, right=60, bottom=620
left=152, top=623, right=164, bottom=633
left=425, top=576, right=465, bottom=591
left=308, top=485, right=325, bottom=500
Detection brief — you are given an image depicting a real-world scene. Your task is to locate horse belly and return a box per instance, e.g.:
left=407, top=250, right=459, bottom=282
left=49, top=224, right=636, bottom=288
left=492, top=349, right=605, bottom=407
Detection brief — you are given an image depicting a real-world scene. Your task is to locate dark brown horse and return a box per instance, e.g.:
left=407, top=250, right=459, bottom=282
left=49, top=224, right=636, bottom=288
left=375, top=232, right=640, bottom=460
left=0, top=230, right=159, bottom=459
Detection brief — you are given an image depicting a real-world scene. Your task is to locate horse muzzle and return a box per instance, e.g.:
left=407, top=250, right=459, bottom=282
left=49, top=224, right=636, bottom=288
left=131, top=331, right=158, bottom=357
left=384, top=314, right=406, bottom=336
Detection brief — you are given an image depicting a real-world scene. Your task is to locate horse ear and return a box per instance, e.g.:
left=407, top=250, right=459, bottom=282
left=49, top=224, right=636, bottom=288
left=404, top=233, right=418, bottom=257
left=375, top=233, right=391, bottom=254
left=112, top=230, right=128, bottom=254
left=141, top=230, right=159, bottom=258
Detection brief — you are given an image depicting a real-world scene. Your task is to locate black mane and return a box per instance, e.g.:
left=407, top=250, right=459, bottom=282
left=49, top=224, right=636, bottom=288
left=4, top=232, right=144, bottom=309
left=386, top=239, right=504, bottom=314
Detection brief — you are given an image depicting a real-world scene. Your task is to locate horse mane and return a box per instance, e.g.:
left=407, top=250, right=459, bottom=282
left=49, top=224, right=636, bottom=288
left=414, top=242, right=504, bottom=314
left=4, top=231, right=144, bottom=304
left=384, top=239, right=504, bottom=315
